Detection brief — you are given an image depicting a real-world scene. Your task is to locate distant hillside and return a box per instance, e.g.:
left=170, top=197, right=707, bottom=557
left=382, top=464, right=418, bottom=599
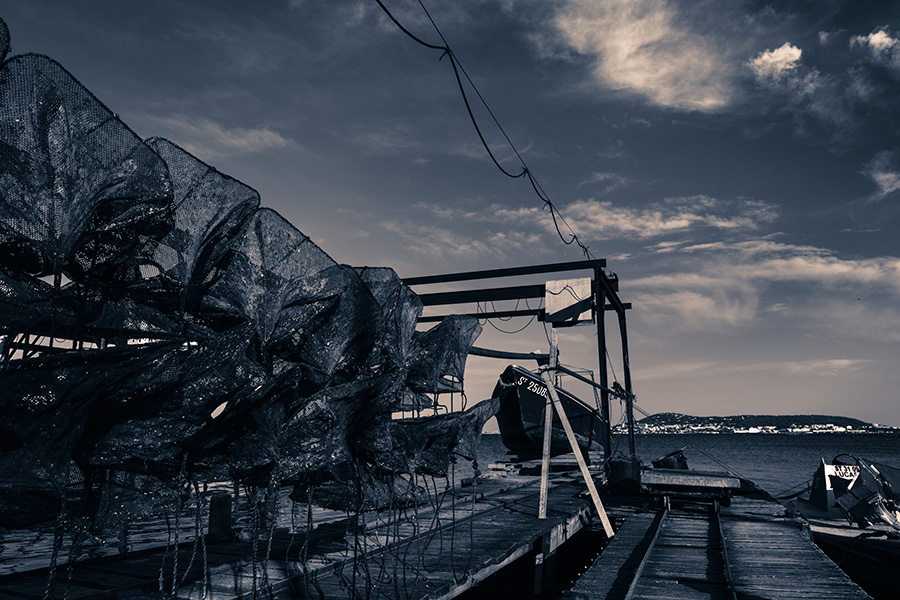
left=638, top=412, right=873, bottom=429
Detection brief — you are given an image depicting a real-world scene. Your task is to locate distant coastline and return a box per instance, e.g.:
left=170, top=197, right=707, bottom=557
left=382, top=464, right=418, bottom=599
left=615, top=412, right=899, bottom=435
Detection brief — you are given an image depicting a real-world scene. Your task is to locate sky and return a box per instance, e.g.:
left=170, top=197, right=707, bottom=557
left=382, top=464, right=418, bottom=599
left=1, top=1, right=899, bottom=428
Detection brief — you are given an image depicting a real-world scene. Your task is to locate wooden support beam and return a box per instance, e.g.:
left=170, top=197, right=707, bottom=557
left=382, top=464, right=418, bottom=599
left=416, top=284, right=545, bottom=306
left=469, top=346, right=550, bottom=363
left=402, top=259, right=606, bottom=286
left=538, top=329, right=557, bottom=520
left=418, top=307, right=544, bottom=323
left=539, top=376, right=614, bottom=535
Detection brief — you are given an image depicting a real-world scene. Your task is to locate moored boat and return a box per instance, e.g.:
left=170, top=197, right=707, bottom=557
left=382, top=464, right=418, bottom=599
left=492, top=364, right=605, bottom=459
left=785, top=455, right=900, bottom=600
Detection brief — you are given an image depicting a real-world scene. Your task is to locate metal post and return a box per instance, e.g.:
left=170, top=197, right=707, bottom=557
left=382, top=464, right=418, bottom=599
left=618, top=312, right=636, bottom=456
left=594, top=267, right=612, bottom=472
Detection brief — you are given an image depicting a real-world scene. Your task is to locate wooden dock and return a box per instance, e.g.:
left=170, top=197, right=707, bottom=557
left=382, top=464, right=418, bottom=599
left=570, top=494, right=873, bottom=599
left=0, top=469, right=878, bottom=600
left=0, top=472, right=595, bottom=600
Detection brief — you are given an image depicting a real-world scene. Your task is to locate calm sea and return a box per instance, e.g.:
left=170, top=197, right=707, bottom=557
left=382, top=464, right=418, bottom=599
left=477, top=431, right=900, bottom=498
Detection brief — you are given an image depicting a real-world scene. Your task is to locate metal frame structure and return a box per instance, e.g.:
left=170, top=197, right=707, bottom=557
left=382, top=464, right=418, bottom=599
left=402, top=258, right=637, bottom=468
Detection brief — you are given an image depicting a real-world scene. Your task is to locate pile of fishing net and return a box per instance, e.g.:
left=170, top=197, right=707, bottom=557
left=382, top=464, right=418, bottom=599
left=0, top=20, right=492, bottom=530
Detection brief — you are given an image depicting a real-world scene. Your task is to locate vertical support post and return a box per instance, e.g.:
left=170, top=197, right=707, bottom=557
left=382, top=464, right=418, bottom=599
left=208, top=492, right=233, bottom=542
left=538, top=328, right=557, bottom=520
left=538, top=367, right=614, bottom=538
left=618, top=312, right=636, bottom=456
left=532, top=533, right=550, bottom=595
left=594, top=267, right=612, bottom=473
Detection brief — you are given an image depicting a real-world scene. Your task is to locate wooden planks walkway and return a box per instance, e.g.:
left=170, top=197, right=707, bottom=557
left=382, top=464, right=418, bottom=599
left=0, top=473, right=596, bottom=600
left=570, top=494, right=873, bottom=600
left=179, top=475, right=594, bottom=599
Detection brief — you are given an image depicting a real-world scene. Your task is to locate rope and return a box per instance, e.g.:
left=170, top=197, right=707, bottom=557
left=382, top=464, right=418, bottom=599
left=159, top=513, right=172, bottom=595
left=171, top=499, right=182, bottom=597
left=63, top=531, right=81, bottom=600
left=249, top=484, right=261, bottom=600
left=180, top=482, right=203, bottom=586
left=262, top=475, right=280, bottom=594
left=43, top=510, right=65, bottom=600
left=774, top=479, right=812, bottom=500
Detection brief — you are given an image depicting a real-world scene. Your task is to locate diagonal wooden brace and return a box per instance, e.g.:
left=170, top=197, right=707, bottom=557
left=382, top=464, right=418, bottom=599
left=538, top=368, right=615, bottom=538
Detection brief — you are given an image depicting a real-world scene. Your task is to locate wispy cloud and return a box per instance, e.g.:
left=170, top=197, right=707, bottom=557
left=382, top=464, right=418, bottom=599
left=861, top=151, right=900, bottom=202
left=747, top=43, right=822, bottom=99
left=630, top=239, right=900, bottom=336
left=552, top=0, right=737, bottom=111
left=561, top=196, right=778, bottom=240
left=140, top=114, right=292, bottom=159
left=580, top=172, right=633, bottom=194
left=851, top=28, right=900, bottom=76
left=779, top=359, right=871, bottom=376
left=341, top=122, right=420, bottom=156
left=377, top=219, right=544, bottom=261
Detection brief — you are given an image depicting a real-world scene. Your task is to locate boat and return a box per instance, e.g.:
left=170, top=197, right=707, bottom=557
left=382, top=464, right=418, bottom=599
left=491, top=364, right=605, bottom=459
left=785, top=455, right=900, bottom=599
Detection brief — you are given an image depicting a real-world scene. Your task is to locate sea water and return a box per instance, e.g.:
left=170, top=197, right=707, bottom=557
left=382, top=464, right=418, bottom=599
left=476, top=431, right=900, bottom=497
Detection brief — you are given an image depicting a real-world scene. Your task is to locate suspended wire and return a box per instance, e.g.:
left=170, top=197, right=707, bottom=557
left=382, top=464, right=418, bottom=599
left=374, top=0, right=594, bottom=259
left=477, top=301, right=536, bottom=334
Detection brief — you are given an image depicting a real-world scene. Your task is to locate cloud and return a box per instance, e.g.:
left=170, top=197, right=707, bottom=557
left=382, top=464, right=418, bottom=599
left=747, top=43, right=820, bottom=97
left=744, top=42, right=869, bottom=143
left=377, top=219, right=544, bottom=261
left=638, top=360, right=718, bottom=381
left=747, top=43, right=803, bottom=81
left=862, top=151, right=900, bottom=201
left=553, top=0, right=736, bottom=111
left=561, top=196, right=778, bottom=240
left=140, top=114, right=291, bottom=159
left=629, top=239, right=900, bottom=336
left=779, top=359, right=870, bottom=376
left=341, top=122, right=420, bottom=156
left=851, top=28, right=900, bottom=75
left=580, top=172, right=633, bottom=194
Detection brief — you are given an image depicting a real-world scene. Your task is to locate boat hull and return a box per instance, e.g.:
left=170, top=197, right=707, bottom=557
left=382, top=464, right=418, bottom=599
left=492, top=365, right=603, bottom=459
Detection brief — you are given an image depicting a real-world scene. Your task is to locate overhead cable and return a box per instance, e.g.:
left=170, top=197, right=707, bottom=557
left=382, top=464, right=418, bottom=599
left=373, top=0, right=594, bottom=259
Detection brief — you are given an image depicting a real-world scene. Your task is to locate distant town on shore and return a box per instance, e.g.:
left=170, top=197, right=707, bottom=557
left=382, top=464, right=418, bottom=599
left=615, top=412, right=899, bottom=434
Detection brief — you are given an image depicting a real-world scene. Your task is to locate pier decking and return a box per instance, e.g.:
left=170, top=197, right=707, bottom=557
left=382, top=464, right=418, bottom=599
left=0, top=469, right=875, bottom=599
left=0, top=472, right=594, bottom=600
left=570, top=494, right=872, bottom=600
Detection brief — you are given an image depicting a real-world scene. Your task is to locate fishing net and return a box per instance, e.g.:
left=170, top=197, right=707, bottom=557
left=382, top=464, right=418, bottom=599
left=0, top=53, right=173, bottom=286
left=406, top=314, right=482, bottom=396
left=75, top=329, right=267, bottom=476
left=0, top=344, right=171, bottom=529
left=356, top=266, right=423, bottom=371
left=140, top=137, right=260, bottom=324
left=0, top=22, right=493, bottom=538
left=382, top=397, right=498, bottom=476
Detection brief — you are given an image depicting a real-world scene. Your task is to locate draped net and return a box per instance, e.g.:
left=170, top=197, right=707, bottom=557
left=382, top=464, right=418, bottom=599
left=0, top=30, right=494, bottom=530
